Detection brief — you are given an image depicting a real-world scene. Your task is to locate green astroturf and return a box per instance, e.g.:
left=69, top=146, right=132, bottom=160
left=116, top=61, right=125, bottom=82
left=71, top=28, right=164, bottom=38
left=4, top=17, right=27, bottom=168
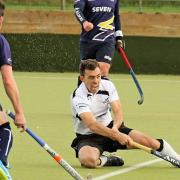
left=0, top=72, right=180, bottom=180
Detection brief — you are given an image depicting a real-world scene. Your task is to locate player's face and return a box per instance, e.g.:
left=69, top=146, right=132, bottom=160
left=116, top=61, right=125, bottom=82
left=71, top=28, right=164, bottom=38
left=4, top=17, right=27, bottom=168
left=82, top=67, right=101, bottom=94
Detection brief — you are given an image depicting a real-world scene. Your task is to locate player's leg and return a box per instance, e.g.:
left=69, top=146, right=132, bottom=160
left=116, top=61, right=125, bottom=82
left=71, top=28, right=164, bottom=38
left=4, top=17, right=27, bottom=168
left=128, top=129, right=180, bottom=160
left=78, top=145, right=101, bottom=168
left=116, top=122, right=180, bottom=161
left=79, top=145, right=124, bottom=168
left=77, top=42, right=97, bottom=86
left=128, top=130, right=160, bottom=149
left=0, top=104, right=13, bottom=180
left=97, top=62, right=111, bottom=77
left=72, top=135, right=124, bottom=168
left=96, top=41, right=115, bottom=77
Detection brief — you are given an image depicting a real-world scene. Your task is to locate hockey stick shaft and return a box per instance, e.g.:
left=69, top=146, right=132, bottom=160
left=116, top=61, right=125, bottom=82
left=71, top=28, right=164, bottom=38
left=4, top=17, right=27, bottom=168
left=131, top=141, right=180, bottom=167
left=119, top=47, right=132, bottom=70
left=119, top=47, right=144, bottom=105
left=7, top=111, right=85, bottom=180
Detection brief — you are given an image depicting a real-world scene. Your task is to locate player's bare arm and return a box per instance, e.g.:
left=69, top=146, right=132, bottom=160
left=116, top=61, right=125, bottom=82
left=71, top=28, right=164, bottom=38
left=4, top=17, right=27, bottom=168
left=80, top=111, right=132, bottom=145
left=110, top=100, right=123, bottom=129
left=1, top=65, right=26, bottom=130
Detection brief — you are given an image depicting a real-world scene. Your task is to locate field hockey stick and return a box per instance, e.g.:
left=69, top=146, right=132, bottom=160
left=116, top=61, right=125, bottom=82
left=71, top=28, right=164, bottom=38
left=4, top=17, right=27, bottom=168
left=118, top=47, right=144, bottom=105
left=7, top=111, right=87, bottom=180
left=131, top=141, right=180, bottom=167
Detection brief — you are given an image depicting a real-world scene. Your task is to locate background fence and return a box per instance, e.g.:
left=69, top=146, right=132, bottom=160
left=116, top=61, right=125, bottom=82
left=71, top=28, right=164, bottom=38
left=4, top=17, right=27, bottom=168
left=4, top=0, right=180, bottom=12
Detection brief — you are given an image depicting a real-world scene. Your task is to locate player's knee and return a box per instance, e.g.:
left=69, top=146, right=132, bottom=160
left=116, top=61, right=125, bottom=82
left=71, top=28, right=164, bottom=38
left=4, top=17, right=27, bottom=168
left=78, top=146, right=100, bottom=168
left=100, top=68, right=109, bottom=76
left=79, top=154, right=98, bottom=168
left=98, top=63, right=110, bottom=76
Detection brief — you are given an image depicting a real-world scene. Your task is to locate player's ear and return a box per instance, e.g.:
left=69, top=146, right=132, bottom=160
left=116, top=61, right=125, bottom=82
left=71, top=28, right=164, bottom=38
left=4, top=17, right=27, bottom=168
left=0, top=15, right=3, bottom=20
left=80, top=75, right=84, bottom=82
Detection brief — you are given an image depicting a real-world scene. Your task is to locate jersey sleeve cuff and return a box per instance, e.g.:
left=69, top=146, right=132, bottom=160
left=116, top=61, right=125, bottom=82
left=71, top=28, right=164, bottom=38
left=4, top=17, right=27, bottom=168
left=115, top=30, right=123, bottom=37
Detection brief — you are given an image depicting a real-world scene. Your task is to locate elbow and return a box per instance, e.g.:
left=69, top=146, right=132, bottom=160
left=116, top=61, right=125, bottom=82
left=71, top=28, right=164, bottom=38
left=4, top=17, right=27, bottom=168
left=3, top=79, right=17, bottom=95
left=3, top=80, right=12, bottom=89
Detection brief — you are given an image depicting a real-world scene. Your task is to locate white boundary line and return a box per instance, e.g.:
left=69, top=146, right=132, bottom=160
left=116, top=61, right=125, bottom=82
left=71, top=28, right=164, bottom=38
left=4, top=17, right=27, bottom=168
left=93, top=159, right=162, bottom=180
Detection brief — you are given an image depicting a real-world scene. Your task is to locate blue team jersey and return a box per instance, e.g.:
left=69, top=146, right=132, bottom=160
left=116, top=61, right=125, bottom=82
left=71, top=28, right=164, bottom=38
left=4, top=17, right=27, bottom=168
left=0, top=34, right=12, bottom=67
left=74, top=0, right=121, bottom=43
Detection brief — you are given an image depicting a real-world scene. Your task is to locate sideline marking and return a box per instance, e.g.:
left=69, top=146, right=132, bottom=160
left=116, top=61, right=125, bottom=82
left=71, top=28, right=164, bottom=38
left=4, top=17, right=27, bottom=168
left=93, top=159, right=162, bottom=180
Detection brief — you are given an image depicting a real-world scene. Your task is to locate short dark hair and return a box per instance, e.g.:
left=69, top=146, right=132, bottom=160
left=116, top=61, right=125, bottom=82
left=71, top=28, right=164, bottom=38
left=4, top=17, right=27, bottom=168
left=79, top=59, right=100, bottom=76
left=0, top=0, right=5, bottom=17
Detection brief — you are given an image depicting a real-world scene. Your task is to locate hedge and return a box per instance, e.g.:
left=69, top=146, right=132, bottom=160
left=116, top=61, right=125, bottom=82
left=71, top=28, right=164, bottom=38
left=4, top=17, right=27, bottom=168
left=4, top=33, right=180, bottom=74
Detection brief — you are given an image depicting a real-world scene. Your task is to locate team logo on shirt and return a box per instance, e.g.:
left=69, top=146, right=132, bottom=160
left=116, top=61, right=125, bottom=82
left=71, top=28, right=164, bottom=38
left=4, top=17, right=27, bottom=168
left=92, top=16, right=115, bottom=41
left=92, top=7, right=112, bottom=13
left=104, top=55, right=112, bottom=61
left=103, top=98, right=109, bottom=104
left=7, top=58, right=12, bottom=63
left=98, top=16, right=114, bottom=31
left=76, top=103, right=87, bottom=109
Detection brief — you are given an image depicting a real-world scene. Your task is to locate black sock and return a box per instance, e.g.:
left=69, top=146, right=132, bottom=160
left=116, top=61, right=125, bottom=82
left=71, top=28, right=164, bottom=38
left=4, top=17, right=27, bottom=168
left=156, top=139, right=164, bottom=151
left=0, top=104, right=3, bottom=111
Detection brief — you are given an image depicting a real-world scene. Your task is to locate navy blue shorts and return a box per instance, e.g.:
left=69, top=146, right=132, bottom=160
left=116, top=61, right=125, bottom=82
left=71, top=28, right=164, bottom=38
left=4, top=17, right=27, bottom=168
left=80, top=41, right=115, bottom=64
left=0, top=122, right=13, bottom=166
left=71, top=122, right=133, bottom=157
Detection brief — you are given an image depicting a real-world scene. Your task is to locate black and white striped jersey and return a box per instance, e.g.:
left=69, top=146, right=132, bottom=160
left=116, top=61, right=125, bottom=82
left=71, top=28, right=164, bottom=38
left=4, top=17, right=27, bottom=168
left=71, top=79, right=119, bottom=135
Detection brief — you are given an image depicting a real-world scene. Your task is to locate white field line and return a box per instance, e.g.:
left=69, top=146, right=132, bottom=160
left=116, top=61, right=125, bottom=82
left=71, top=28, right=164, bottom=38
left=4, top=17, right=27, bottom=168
left=93, top=159, right=162, bottom=180
left=14, top=75, right=180, bottom=83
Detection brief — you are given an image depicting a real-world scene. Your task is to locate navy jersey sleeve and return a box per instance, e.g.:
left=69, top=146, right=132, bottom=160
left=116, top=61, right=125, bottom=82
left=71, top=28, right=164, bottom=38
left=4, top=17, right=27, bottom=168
left=0, top=35, right=12, bottom=67
left=114, top=0, right=121, bottom=31
left=74, top=0, right=86, bottom=25
left=114, top=0, right=123, bottom=39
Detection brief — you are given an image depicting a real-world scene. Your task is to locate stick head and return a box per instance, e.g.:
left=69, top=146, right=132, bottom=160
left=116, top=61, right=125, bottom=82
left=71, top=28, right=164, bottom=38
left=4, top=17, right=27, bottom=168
left=138, top=98, right=143, bottom=105
left=138, top=94, right=144, bottom=105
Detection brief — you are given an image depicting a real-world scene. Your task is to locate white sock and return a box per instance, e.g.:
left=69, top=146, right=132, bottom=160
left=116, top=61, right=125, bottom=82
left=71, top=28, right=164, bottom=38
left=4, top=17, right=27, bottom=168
left=161, top=139, right=180, bottom=160
left=99, top=155, right=108, bottom=167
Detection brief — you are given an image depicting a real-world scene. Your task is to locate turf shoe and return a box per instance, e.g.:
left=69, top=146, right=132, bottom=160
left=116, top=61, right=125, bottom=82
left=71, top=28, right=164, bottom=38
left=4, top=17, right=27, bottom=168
left=0, top=160, right=12, bottom=180
left=100, top=155, right=124, bottom=166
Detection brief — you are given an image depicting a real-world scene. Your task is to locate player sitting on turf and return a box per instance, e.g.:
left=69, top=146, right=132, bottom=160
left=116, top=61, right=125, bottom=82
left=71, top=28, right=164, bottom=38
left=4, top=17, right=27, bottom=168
left=70, top=59, right=180, bottom=168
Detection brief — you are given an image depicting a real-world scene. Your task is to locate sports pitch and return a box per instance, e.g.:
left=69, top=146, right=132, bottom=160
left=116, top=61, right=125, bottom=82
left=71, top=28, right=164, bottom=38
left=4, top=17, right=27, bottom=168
left=1, top=72, right=180, bottom=180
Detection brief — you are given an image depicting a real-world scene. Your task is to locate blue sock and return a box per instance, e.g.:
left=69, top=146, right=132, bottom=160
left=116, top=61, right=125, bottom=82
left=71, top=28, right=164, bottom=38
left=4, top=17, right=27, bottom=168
left=0, top=160, right=12, bottom=180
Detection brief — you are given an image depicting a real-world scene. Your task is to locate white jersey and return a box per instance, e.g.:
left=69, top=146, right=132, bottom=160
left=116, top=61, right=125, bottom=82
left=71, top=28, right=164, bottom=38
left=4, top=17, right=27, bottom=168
left=70, top=79, right=119, bottom=135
